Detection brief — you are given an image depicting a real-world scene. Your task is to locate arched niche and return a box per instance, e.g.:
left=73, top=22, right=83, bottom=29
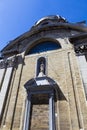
left=36, top=57, right=46, bottom=77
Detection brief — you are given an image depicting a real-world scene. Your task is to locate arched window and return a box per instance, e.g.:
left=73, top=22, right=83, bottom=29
left=26, top=41, right=61, bottom=55
left=36, top=57, right=46, bottom=77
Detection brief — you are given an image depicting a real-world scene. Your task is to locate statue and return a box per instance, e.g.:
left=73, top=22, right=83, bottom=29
left=38, top=61, right=45, bottom=77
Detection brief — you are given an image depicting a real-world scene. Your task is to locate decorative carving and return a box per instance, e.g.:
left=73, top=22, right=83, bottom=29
left=0, top=60, right=6, bottom=69
left=75, top=44, right=87, bottom=55
left=7, top=57, right=17, bottom=67
left=0, top=56, right=17, bottom=69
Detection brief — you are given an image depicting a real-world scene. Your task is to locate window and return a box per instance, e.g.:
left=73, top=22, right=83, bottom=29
left=26, top=41, right=61, bottom=55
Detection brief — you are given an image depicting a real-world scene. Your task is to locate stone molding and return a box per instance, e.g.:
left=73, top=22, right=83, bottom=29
left=2, top=29, right=70, bottom=56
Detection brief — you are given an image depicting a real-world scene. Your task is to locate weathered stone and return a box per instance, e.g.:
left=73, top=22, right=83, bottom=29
left=0, top=15, right=87, bottom=130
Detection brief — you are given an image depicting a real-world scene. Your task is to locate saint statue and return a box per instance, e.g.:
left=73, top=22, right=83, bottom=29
left=38, top=61, right=45, bottom=77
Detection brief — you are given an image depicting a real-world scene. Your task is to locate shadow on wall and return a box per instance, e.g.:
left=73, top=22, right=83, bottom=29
left=24, top=76, right=66, bottom=101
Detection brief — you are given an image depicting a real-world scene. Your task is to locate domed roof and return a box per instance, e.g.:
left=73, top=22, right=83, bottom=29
left=35, top=15, right=68, bottom=25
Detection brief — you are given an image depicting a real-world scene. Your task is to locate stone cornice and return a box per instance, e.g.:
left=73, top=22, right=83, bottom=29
left=1, top=22, right=87, bottom=54
left=69, top=33, right=87, bottom=55
left=69, top=32, right=87, bottom=43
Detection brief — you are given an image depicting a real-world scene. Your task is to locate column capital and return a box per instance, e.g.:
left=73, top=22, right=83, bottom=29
left=0, top=56, right=17, bottom=69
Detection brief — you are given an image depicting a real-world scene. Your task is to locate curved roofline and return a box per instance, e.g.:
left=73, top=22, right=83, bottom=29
left=35, top=15, right=67, bottom=25
left=1, top=22, right=87, bottom=53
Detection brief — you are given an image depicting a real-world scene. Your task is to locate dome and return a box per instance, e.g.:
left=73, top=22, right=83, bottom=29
left=35, top=15, right=68, bottom=25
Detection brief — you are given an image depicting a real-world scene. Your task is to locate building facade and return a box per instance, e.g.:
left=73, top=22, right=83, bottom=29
left=0, top=15, right=87, bottom=130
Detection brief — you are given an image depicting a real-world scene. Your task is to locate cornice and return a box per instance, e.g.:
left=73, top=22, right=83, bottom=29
left=2, top=23, right=87, bottom=53
left=69, top=32, right=87, bottom=42
left=69, top=33, right=87, bottom=55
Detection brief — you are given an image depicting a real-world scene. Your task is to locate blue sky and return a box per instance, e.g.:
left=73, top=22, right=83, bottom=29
left=0, top=0, right=87, bottom=51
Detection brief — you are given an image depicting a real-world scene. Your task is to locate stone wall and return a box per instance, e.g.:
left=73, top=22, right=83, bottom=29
left=0, top=24, right=87, bottom=130
left=0, top=46, right=87, bottom=130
